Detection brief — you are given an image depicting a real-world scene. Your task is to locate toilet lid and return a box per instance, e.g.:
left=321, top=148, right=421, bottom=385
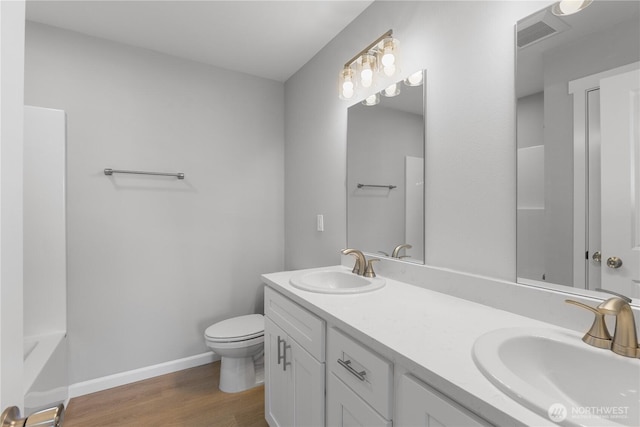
left=205, top=314, right=264, bottom=342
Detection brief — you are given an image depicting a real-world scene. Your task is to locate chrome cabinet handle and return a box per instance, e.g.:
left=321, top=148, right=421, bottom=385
left=592, top=251, right=602, bottom=263
left=606, top=256, right=623, bottom=269
left=277, top=336, right=291, bottom=371
left=337, top=359, right=366, bottom=381
left=277, top=336, right=284, bottom=365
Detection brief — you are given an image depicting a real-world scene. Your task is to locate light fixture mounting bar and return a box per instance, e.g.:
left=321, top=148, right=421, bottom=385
left=344, top=29, right=393, bottom=68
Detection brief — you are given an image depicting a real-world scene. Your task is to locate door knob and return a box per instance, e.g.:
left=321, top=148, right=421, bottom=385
left=606, top=256, right=623, bottom=269
left=592, top=251, right=602, bottom=263
left=1, top=404, right=64, bottom=427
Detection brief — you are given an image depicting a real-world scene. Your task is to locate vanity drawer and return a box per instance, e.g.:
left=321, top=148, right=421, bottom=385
left=327, top=327, right=393, bottom=419
left=264, top=286, right=325, bottom=362
left=327, top=372, right=391, bottom=427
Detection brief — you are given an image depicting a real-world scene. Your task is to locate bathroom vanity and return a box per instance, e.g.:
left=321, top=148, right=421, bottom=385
left=262, top=266, right=568, bottom=427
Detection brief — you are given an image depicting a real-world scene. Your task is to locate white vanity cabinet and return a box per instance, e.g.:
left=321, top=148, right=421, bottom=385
left=264, top=287, right=326, bottom=427
left=395, top=374, right=490, bottom=427
left=263, top=282, right=492, bottom=427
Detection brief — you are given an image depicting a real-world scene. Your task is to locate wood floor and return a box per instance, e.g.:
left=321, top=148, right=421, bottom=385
left=63, top=362, right=269, bottom=427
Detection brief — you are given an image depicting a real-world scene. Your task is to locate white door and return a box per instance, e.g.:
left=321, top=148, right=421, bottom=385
left=600, top=68, right=640, bottom=298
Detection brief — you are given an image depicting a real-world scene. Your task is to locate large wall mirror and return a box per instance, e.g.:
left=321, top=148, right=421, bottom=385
left=516, top=1, right=640, bottom=302
left=347, top=71, right=425, bottom=264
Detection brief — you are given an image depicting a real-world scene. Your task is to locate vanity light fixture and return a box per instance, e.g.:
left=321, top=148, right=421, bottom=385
left=552, top=0, right=593, bottom=16
left=338, top=29, right=400, bottom=100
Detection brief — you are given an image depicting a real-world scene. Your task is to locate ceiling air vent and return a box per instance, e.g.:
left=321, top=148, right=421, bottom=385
left=517, top=10, right=570, bottom=48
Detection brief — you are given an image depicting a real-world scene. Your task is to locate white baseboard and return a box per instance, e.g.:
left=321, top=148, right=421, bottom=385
left=69, top=352, right=220, bottom=399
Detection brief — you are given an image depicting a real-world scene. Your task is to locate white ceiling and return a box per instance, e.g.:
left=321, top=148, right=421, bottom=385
left=25, top=0, right=374, bottom=82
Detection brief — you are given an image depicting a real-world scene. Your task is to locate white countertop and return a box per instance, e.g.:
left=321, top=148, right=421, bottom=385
left=262, top=265, right=571, bottom=426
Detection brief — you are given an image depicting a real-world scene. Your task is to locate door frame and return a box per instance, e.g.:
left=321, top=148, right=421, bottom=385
left=0, top=0, right=26, bottom=411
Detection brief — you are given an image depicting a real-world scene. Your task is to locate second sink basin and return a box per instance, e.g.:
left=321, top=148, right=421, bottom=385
left=289, top=267, right=385, bottom=294
left=473, top=327, right=640, bottom=426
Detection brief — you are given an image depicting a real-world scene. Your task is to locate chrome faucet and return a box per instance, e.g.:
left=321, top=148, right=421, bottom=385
left=391, top=244, right=412, bottom=258
left=597, top=294, right=639, bottom=358
left=341, top=248, right=366, bottom=275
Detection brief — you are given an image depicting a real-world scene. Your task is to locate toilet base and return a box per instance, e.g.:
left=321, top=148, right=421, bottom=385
left=219, top=355, right=264, bottom=393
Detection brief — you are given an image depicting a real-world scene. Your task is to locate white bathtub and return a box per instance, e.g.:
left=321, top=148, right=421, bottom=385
left=23, top=332, right=68, bottom=414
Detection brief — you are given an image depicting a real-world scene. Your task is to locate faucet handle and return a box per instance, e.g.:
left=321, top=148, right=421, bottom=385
left=364, top=258, right=380, bottom=278
left=565, top=299, right=612, bottom=349
left=392, top=244, right=412, bottom=258
left=341, top=248, right=366, bottom=275
left=595, top=288, right=632, bottom=303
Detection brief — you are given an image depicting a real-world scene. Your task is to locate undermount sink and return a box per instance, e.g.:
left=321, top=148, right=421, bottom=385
left=289, top=267, right=385, bottom=294
left=473, top=328, right=640, bottom=426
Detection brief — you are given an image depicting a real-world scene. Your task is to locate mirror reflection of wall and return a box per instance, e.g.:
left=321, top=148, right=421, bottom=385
left=516, top=1, right=640, bottom=300
left=347, top=72, right=425, bottom=263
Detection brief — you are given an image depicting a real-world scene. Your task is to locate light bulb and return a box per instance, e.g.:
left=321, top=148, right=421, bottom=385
left=559, top=0, right=582, bottom=14
left=342, top=78, right=354, bottom=99
left=382, top=52, right=395, bottom=67
left=361, top=65, right=373, bottom=88
left=362, top=93, right=380, bottom=106
left=380, top=38, right=396, bottom=67
left=361, top=67, right=373, bottom=82
left=359, top=52, right=376, bottom=88
left=405, top=70, right=423, bottom=86
left=339, top=67, right=355, bottom=99
left=384, top=84, right=396, bottom=96
left=552, top=0, right=592, bottom=16
left=383, top=64, right=396, bottom=77
left=383, top=83, right=400, bottom=97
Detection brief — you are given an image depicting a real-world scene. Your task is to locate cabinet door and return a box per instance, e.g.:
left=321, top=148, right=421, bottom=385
left=327, top=373, right=391, bottom=427
left=290, top=338, right=325, bottom=427
left=396, top=374, right=489, bottom=427
left=265, top=318, right=292, bottom=427
left=266, top=317, right=325, bottom=427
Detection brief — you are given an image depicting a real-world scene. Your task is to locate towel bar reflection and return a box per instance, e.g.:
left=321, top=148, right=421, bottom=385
left=104, top=168, right=184, bottom=179
left=357, top=183, right=396, bottom=190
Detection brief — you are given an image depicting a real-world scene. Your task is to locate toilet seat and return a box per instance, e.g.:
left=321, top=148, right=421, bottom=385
left=205, top=314, right=264, bottom=343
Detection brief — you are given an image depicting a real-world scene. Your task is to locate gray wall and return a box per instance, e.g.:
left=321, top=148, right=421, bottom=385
left=24, top=22, right=285, bottom=384
left=284, top=1, right=550, bottom=278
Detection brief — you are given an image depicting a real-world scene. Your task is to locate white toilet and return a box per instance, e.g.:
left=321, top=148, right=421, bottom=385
left=204, top=314, right=265, bottom=393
